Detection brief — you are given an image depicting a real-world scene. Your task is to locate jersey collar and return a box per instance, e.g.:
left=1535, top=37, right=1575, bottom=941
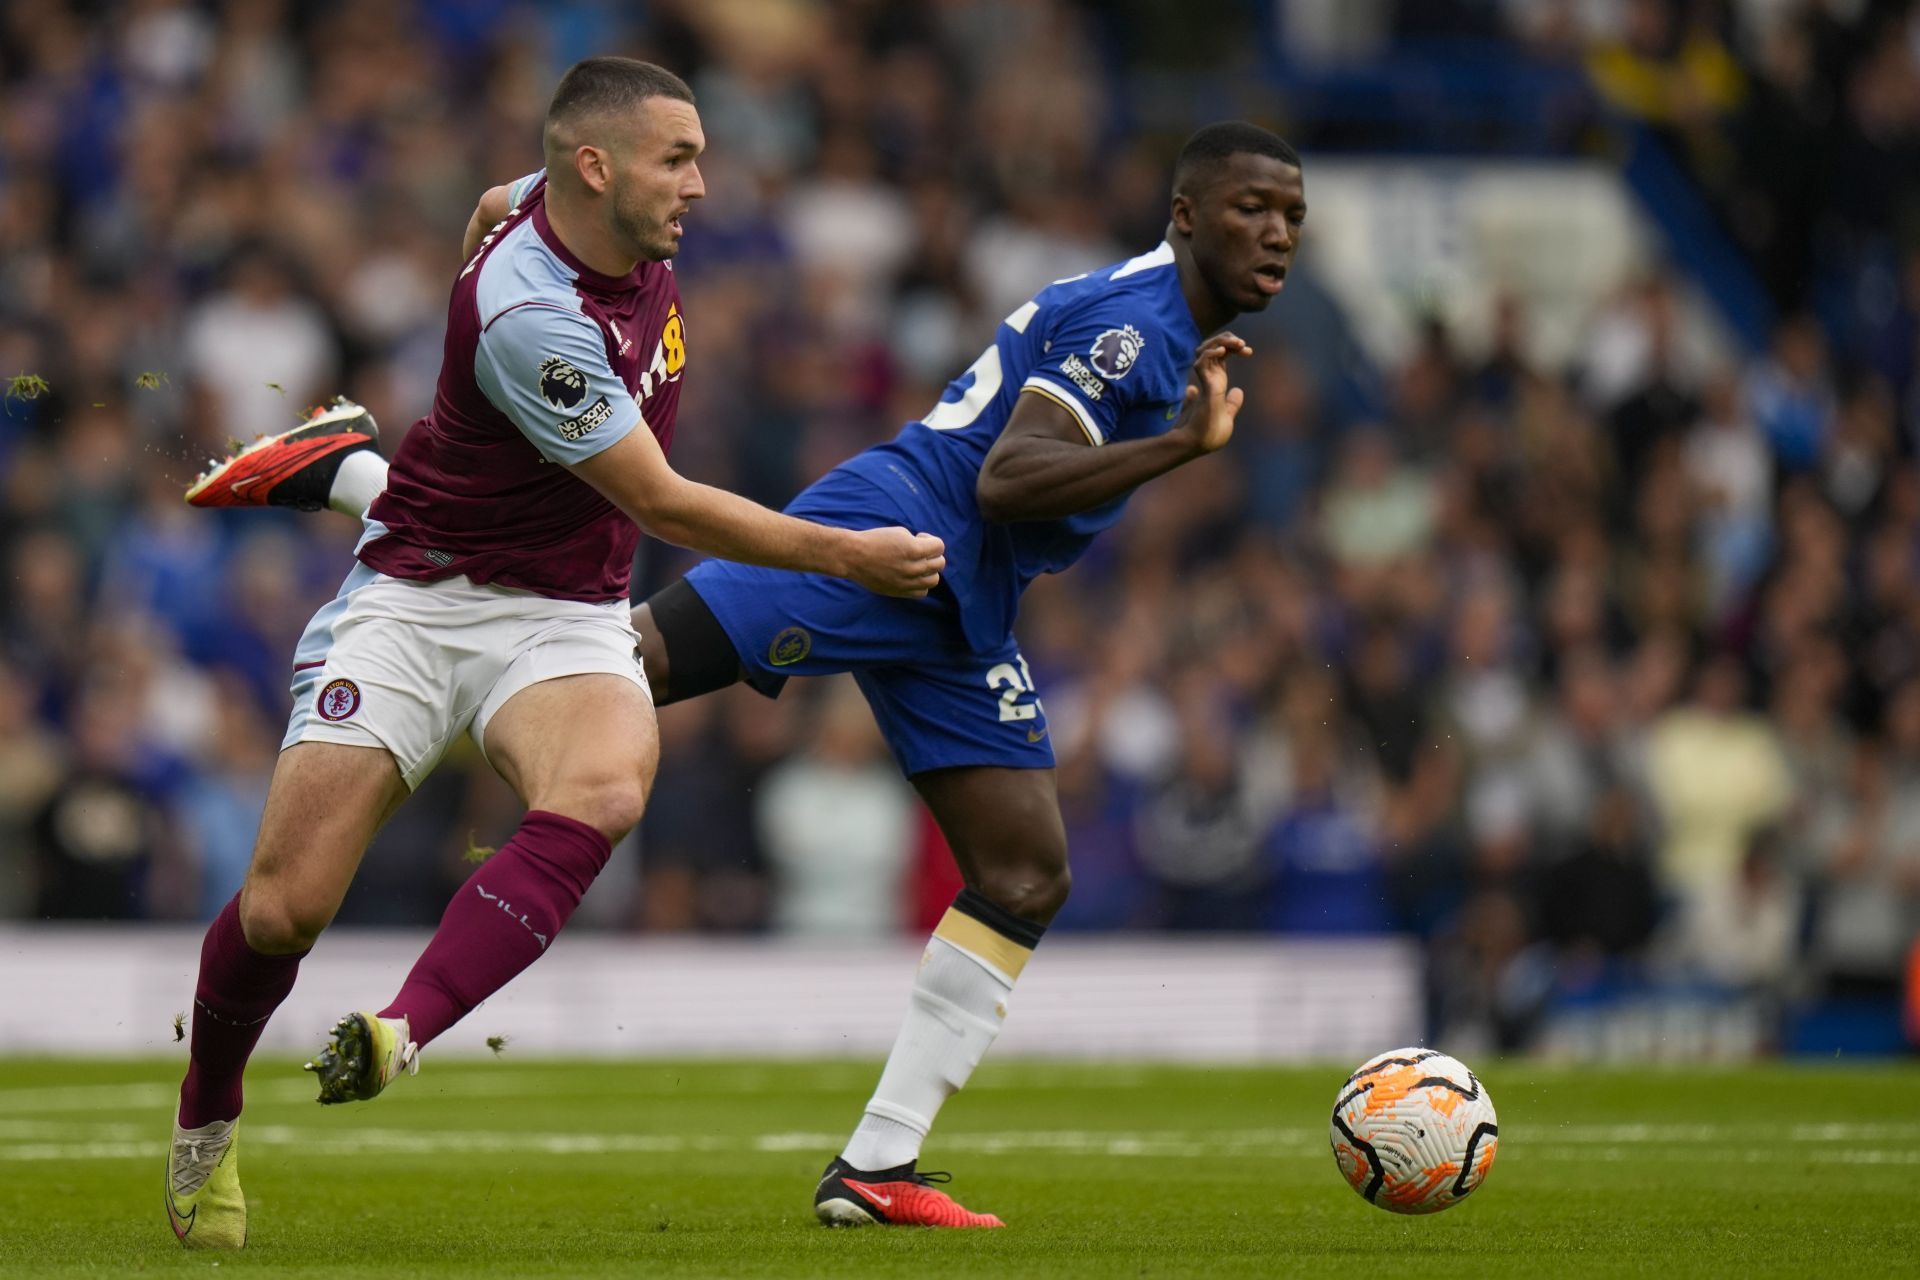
left=531, top=201, right=643, bottom=293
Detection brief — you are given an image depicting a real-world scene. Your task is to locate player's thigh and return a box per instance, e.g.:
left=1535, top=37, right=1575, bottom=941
left=481, top=673, right=660, bottom=842
left=671, top=464, right=944, bottom=695
left=682, top=554, right=956, bottom=690
left=852, top=653, right=1071, bottom=921
left=241, top=740, right=409, bottom=950
left=632, top=580, right=746, bottom=706
left=910, top=759, right=1075, bottom=890
left=284, top=565, right=475, bottom=792
left=851, top=643, right=1055, bottom=780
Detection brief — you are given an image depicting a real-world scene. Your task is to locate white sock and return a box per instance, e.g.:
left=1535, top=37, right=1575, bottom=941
left=327, top=449, right=389, bottom=517
left=841, top=895, right=1041, bottom=1171
left=842, top=1113, right=922, bottom=1171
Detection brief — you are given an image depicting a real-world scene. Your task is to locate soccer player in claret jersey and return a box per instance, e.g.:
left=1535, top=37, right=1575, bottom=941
left=191, top=121, right=1305, bottom=1229
left=162, top=58, right=946, bottom=1250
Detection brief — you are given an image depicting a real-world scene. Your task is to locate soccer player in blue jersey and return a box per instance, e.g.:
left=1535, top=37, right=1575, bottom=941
left=193, top=120, right=1305, bottom=1227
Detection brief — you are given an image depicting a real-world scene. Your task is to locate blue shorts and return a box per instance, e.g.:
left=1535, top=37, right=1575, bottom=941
left=683, top=469, right=1052, bottom=777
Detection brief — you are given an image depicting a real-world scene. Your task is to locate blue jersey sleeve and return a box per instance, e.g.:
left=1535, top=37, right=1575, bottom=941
left=505, top=169, right=545, bottom=210
left=474, top=303, right=642, bottom=465
left=1019, top=292, right=1162, bottom=446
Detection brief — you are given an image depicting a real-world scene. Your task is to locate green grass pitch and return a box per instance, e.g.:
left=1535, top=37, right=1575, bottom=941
left=1, top=1056, right=1915, bottom=1277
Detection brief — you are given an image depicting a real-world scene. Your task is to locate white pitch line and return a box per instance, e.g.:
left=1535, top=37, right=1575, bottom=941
left=0, top=1082, right=178, bottom=1114
left=1519, top=1147, right=1920, bottom=1167
left=9, top=1075, right=1919, bottom=1149
left=1805, top=1150, right=1920, bottom=1165
left=4, top=1141, right=166, bottom=1162
left=4, top=1122, right=1919, bottom=1165
left=0, top=1120, right=152, bottom=1140
left=1787, top=1122, right=1920, bottom=1142
left=0, top=1065, right=910, bottom=1116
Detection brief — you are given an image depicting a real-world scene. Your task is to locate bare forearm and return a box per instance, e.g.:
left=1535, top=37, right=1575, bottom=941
left=462, top=185, right=515, bottom=260
left=639, top=478, right=855, bottom=576
left=978, top=431, right=1204, bottom=522
left=461, top=210, right=489, bottom=260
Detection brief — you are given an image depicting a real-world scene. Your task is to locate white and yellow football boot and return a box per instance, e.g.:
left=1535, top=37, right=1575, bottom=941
left=166, top=1117, right=246, bottom=1249
left=304, top=1011, right=419, bottom=1104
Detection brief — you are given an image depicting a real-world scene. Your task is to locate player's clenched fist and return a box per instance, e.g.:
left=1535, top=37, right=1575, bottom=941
left=847, top=527, right=946, bottom=597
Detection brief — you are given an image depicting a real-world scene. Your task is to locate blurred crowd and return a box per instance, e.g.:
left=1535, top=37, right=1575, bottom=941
left=2, top=0, right=1917, bottom=1052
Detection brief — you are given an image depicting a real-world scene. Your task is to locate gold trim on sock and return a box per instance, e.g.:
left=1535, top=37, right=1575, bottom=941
left=933, top=908, right=1033, bottom=980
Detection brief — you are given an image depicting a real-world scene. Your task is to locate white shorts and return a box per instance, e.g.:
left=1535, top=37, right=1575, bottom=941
left=283, top=563, right=650, bottom=790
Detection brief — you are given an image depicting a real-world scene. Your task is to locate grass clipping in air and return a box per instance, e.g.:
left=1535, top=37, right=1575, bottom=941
left=6, top=373, right=50, bottom=400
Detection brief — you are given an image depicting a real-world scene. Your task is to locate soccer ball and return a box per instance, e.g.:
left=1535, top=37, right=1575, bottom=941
left=1329, top=1047, right=1498, bottom=1215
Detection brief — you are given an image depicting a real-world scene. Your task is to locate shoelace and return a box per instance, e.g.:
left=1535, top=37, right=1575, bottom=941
left=170, top=1132, right=230, bottom=1198
left=369, top=1031, right=421, bottom=1086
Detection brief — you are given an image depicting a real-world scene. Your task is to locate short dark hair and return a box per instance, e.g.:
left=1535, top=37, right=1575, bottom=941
left=546, top=56, right=694, bottom=129
left=1173, top=122, right=1300, bottom=196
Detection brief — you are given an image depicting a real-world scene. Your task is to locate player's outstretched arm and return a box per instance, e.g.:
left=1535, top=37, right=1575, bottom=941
left=571, top=425, right=946, bottom=598
left=976, top=333, right=1250, bottom=523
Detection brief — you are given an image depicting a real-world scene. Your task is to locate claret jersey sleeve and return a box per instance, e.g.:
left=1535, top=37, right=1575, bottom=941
left=473, top=303, right=643, bottom=466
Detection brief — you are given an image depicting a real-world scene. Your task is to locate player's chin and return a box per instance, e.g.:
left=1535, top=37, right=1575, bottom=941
left=1239, top=280, right=1282, bottom=310
left=636, top=225, right=683, bottom=261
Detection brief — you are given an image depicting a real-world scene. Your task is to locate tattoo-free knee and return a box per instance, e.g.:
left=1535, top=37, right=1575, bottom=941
left=539, top=775, right=650, bottom=843
left=973, top=856, right=1072, bottom=925
left=238, top=885, right=331, bottom=954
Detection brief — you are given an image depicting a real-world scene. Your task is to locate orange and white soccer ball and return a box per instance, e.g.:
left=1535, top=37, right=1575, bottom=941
left=1329, top=1047, right=1498, bottom=1215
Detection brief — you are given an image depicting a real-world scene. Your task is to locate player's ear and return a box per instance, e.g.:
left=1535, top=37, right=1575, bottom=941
left=1170, top=191, right=1196, bottom=238
left=575, top=143, right=613, bottom=195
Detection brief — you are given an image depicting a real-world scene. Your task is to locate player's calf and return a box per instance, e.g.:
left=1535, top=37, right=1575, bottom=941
left=373, top=809, right=617, bottom=1047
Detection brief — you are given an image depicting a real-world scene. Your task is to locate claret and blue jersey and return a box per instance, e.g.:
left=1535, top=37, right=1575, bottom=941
left=358, top=169, right=687, bottom=604
left=686, top=241, right=1206, bottom=777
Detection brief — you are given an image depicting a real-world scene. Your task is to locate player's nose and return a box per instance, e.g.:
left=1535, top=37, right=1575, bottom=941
left=683, top=162, right=707, bottom=201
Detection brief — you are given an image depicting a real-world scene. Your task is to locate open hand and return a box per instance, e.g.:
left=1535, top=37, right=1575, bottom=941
left=1171, top=332, right=1252, bottom=455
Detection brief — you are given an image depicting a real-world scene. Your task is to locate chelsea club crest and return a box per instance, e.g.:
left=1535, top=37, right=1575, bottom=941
left=769, top=627, right=812, bottom=667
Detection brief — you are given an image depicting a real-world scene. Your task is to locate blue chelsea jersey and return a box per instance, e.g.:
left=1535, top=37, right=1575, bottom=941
left=839, top=241, right=1203, bottom=650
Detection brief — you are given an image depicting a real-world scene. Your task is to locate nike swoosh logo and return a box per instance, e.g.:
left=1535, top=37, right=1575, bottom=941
left=228, top=476, right=262, bottom=495
left=1027, top=725, right=1048, bottom=743
left=166, top=1191, right=196, bottom=1238
left=845, top=1180, right=893, bottom=1209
